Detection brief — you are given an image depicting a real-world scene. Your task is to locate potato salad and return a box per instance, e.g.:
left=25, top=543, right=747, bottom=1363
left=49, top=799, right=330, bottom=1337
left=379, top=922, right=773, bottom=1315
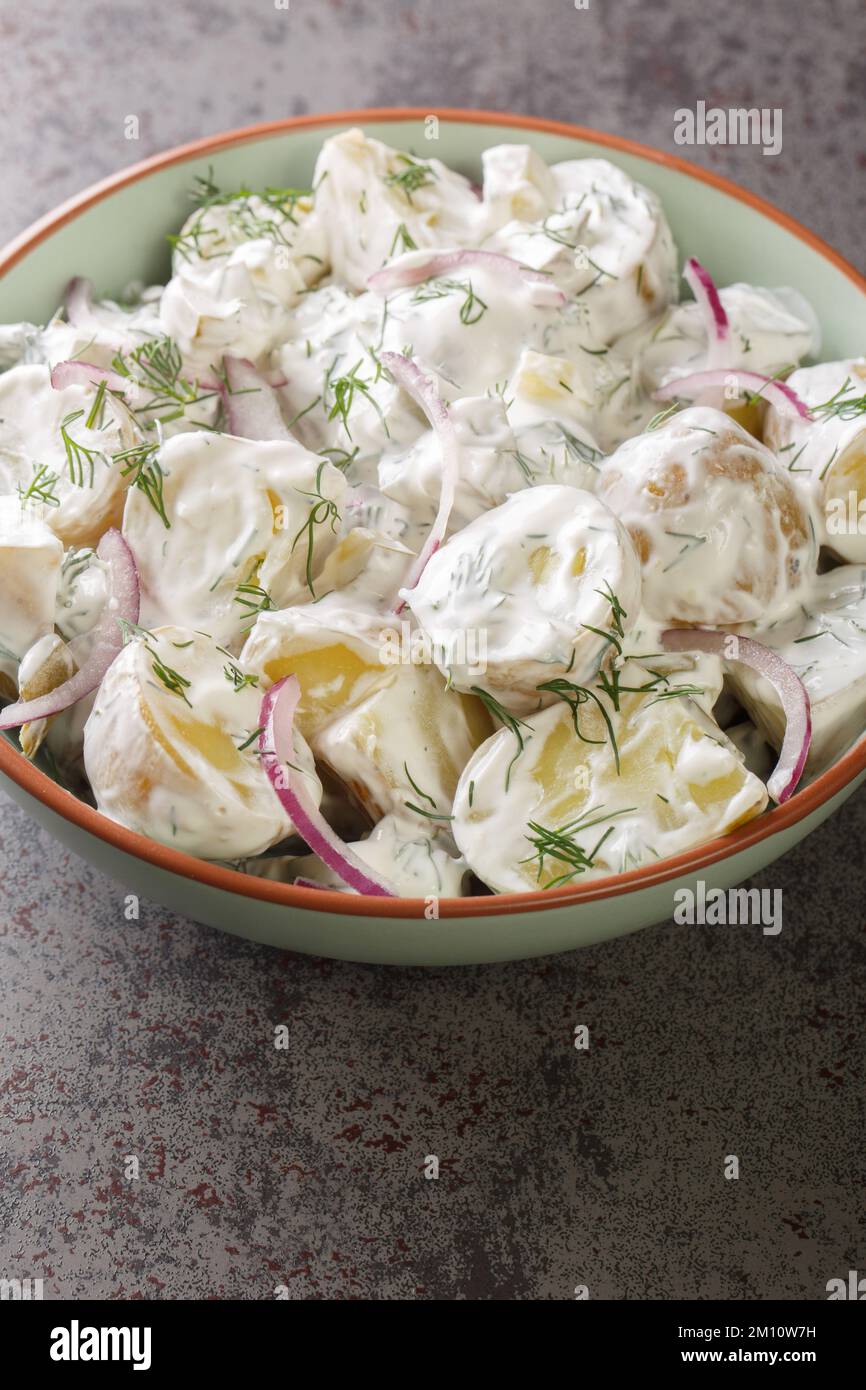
left=1, top=126, right=863, bottom=899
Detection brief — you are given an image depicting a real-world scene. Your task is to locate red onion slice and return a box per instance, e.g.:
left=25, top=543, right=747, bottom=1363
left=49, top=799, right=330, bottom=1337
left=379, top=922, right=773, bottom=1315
left=0, top=529, right=140, bottom=730
left=50, top=360, right=130, bottom=394
left=380, top=352, right=458, bottom=614
left=661, top=627, right=812, bottom=804
left=654, top=368, right=810, bottom=421
left=63, top=277, right=95, bottom=327
left=368, top=249, right=566, bottom=307
left=222, top=355, right=290, bottom=440
left=683, top=256, right=729, bottom=369
left=259, top=677, right=396, bottom=897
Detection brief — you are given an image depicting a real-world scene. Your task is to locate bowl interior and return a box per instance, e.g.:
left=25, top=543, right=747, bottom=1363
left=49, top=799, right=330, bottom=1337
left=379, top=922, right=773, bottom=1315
left=2, top=115, right=865, bottom=357
left=1, top=112, right=866, bottom=958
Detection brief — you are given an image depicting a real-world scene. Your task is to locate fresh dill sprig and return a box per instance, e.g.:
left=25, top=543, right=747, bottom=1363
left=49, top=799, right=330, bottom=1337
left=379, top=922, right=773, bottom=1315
left=404, top=803, right=454, bottom=823
left=150, top=651, right=193, bottom=706
left=114, top=442, right=170, bottom=528
left=112, top=336, right=216, bottom=422
left=521, top=805, right=636, bottom=889
left=645, top=402, right=680, bottom=432
left=535, top=583, right=637, bottom=775
left=18, top=463, right=60, bottom=507
left=575, top=254, right=619, bottom=296
left=290, top=461, right=341, bottom=598
left=223, top=659, right=259, bottom=692
left=60, top=410, right=100, bottom=488
left=384, top=153, right=436, bottom=205
left=189, top=167, right=222, bottom=207
left=596, top=580, right=627, bottom=640
left=531, top=214, right=582, bottom=250
left=318, top=444, right=360, bottom=472
left=743, top=365, right=797, bottom=408
left=508, top=448, right=538, bottom=483
left=85, top=378, right=108, bottom=431
left=412, top=276, right=488, bottom=325
left=285, top=394, right=322, bottom=431
left=389, top=222, right=419, bottom=256
left=236, top=724, right=264, bottom=752
left=593, top=664, right=665, bottom=716
left=184, top=168, right=313, bottom=241
left=643, top=682, right=706, bottom=707
left=117, top=621, right=193, bottom=706
left=233, top=579, right=275, bottom=628
left=117, top=617, right=152, bottom=645
left=469, top=687, right=531, bottom=791
left=167, top=220, right=223, bottom=263
left=560, top=426, right=603, bottom=468
left=327, top=360, right=387, bottom=440
left=809, top=377, right=866, bottom=422
left=458, top=281, right=488, bottom=325
left=403, top=762, right=437, bottom=809
left=537, top=676, right=620, bottom=772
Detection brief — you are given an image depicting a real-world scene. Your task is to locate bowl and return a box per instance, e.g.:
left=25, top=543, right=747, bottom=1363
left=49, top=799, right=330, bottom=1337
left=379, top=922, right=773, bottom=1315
left=2, top=107, right=865, bottom=966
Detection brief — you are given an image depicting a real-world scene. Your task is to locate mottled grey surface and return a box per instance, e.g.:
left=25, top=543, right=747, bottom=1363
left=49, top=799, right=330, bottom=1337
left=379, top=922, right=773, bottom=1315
left=1, top=0, right=865, bottom=1301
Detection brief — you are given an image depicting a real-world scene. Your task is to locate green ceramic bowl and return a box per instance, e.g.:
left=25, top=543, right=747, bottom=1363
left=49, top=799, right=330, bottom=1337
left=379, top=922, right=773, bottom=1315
left=2, top=108, right=865, bottom=965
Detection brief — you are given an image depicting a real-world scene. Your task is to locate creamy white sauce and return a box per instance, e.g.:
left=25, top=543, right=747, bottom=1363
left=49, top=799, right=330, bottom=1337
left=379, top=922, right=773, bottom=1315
left=598, top=407, right=816, bottom=626
left=83, top=625, right=320, bottom=859
left=726, top=565, right=866, bottom=777
left=160, top=190, right=327, bottom=372
left=451, top=659, right=767, bottom=893
left=311, top=128, right=482, bottom=291
left=123, top=430, right=347, bottom=650
left=0, top=364, right=140, bottom=547
left=248, top=812, right=469, bottom=897
left=763, top=359, right=866, bottom=561
left=405, top=483, right=642, bottom=700
left=0, top=497, right=63, bottom=675
left=620, top=283, right=820, bottom=394
left=0, top=126, right=855, bottom=894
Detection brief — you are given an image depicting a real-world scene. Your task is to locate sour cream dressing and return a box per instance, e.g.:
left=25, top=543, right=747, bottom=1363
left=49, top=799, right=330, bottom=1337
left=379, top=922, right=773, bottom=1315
left=0, top=125, right=853, bottom=891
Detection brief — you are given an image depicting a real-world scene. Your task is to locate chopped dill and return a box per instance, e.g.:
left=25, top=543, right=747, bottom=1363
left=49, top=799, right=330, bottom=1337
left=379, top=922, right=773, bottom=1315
left=223, top=659, right=259, bottom=692
left=112, top=336, right=217, bottom=422
left=384, top=153, right=436, bottom=205
left=404, top=803, right=454, bottom=823
left=233, top=579, right=275, bottom=628
left=85, top=378, right=108, bottom=431
left=645, top=402, right=679, bottom=432
left=150, top=651, right=192, bottom=706
left=236, top=724, right=264, bottom=752
left=18, top=463, right=60, bottom=508
left=403, top=762, right=437, bottom=809
left=327, top=360, right=387, bottom=439
left=412, top=276, right=488, bottom=325
left=318, top=444, right=360, bottom=472
left=469, top=686, right=531, bottom=790
left=809, top=377, right=866, bottom=422
left=290, top=460, right=341, bottom=597
left=662, top=530, right=707, bottom=572
left=286, top=394, right=322, bottom=430
left=537, top=676, right=620, bottom=772
left=114, top=441, right=170, bottom=528
left=521, top=805, right=636, bottom=888
left=389, top=222, right=418, bottom=256
left=60, top=410, right=100, bottom=487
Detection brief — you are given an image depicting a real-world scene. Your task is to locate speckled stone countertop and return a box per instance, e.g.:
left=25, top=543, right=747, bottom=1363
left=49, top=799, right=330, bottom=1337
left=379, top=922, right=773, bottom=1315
left=1, top=0, right=864, bottom=1301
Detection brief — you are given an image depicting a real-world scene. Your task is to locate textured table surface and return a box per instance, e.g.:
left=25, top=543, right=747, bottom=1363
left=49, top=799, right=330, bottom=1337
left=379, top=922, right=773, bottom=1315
left=1, top=0, right=864, bottom=1301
